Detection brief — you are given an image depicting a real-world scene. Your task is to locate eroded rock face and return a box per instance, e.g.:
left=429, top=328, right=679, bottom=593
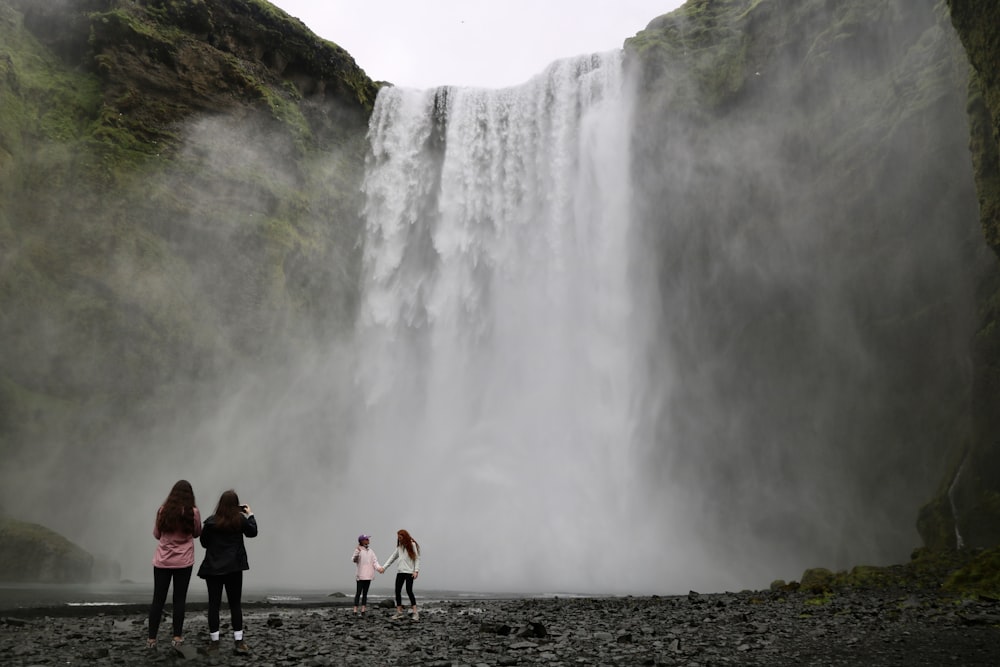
left=0, top=518, right=94, bottom=583
left=919, top=0, right=1000, bottom=552
left=947, top=0, right=1000, bottom=252
left=0, top=0, right=377, bottom=505
left=625, top=0, right=996, bottom=566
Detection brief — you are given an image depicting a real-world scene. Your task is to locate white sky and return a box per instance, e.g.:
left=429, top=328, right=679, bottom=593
left=269, top=1, right=686, bottom=89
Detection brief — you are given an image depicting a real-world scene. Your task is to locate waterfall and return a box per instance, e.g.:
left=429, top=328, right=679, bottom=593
left=948, top=456, right=967, bottom=550
left=348, top=53, right=659, bottom=593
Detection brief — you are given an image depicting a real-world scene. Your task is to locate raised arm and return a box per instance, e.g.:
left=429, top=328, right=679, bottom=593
left=243, top=513, right=258, bottom=538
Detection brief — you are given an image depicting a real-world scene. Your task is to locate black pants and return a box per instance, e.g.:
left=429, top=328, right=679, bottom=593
left=148, top=566, right=193, bottom=639
left=205, top=571, right=244, bottom=633
left=394, top=572, right=416, bottom=607
left=354, top=579, right=372, bottom=606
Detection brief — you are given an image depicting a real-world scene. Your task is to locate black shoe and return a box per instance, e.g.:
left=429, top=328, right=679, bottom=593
left=233, top=640, right=249, bottom=655
left=206, top=640, right=220, bottom=655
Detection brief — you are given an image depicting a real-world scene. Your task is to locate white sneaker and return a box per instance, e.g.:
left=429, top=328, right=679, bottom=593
left=412, top=610, right=419, bottom=621
left=391, top=612, right=403, bottom=620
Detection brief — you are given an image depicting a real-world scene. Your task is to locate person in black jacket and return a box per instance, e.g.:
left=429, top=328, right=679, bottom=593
left=198, top=489, right=258, bottom=655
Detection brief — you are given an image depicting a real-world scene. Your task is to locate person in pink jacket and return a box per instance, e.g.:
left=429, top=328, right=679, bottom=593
left=351, top=534, right=381, bottom=616
left=147, top=480, right=202, bottom=650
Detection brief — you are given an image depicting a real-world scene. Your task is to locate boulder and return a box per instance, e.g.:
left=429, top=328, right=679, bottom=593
left=799, top=567, right=835, bottom=593
left=0, top=517, right=93, bottom=583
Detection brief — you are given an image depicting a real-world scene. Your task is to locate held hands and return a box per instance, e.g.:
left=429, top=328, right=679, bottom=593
left=377, top=566, right=385, bottom=574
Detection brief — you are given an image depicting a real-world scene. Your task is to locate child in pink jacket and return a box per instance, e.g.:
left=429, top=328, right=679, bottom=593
left=351, top=534, right=381, bottom=616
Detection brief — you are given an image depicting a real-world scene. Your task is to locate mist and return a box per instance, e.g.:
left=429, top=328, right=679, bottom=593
left=0, top=0, right=990, bottom=596
left=627, top=0, right=986, bottom=584
left=348, top=53, right=672, bottom=594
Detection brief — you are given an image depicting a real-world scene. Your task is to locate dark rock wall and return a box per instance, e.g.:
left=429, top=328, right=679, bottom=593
left=625, top=0, right=996, bottom=568
left=930, top=0, right=1000, bottom=549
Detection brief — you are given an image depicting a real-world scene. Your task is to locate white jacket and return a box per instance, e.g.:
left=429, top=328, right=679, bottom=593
left=383, top=545, right=420, bottom=574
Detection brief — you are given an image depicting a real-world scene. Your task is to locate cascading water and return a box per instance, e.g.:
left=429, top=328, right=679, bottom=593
left=348, top=53, right=669, bottom=593
left=1, top=5, right=981, bottom=598
left=948, top=456, right=967, bottom=550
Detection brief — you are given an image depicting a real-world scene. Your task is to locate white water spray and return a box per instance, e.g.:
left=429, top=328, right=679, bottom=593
left=348, top=53, right=678, bottom=594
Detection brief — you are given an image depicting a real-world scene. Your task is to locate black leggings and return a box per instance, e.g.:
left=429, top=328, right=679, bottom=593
left=394, top=573, right=416, bottom=607
left=148, top=566, right=193, bottom=639
left=205, top=571, right=244, bottom=633
left=354, top=579, right=372, bottom=606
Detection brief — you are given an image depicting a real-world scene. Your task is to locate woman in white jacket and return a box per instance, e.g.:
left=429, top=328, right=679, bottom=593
left=351, top=534, right=380, bottom=616
left=381, top=529, right=420, bottom=620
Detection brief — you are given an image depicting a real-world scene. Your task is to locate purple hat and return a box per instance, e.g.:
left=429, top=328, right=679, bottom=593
left=358, top=534, right=370, bottom=543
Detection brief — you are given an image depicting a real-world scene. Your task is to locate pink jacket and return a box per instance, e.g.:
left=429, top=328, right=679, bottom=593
left=352, top=546, right=381, bottom=581
left=152, top=506, right=202, bottom=568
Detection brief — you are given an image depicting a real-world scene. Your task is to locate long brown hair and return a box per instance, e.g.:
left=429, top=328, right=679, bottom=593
left=397, top=529, right=419, bottom=561
left=212, top=489, right=244, bottom=531
left=157, top=480, right=197, bottom=535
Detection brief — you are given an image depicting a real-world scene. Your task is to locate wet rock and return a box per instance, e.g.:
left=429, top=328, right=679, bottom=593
left=1, top=617, right=34, bottom=627
left=479, top=622, right=512, bottom=635
left=516, top=621, right=546, bottom=638
left=1, top=590, right=1000, bottom=665
left=801, top=567, right=836, bottom=592
left=174, top=643, right=199, bottom=660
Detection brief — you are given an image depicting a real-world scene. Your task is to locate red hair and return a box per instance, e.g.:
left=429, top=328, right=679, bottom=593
left=397, top=529, right=419, bottom=561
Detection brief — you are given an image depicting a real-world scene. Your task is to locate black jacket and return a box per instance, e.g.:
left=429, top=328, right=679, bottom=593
left=197, top=514, right=258, bottom=578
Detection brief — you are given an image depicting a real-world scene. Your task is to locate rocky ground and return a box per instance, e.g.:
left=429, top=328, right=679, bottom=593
left=1, top=588, right=999, bottom=666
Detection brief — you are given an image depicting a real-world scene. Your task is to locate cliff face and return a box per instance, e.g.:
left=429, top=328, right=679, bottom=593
left=933, top=0, right=1000, bottom=549
left=0, top=516, right=96, bottom=583
left=947, top=1, right=1000, bottom=253
left=0, top=0, right=376, bottom=505
left=2, top=0, right=1000, bottom=582
left=624, top=0, right=998, bottom=568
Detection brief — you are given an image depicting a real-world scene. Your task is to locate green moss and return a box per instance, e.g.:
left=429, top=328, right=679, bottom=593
left=943, top=548, right=1000, bottom=598
left=0, top=8, right=103, bottom=147
left=90, top=6, right=189, bottom=47
left=625, top=0, right=758, bottom=110
left=259, top=82, right=312, bottom=153
left=803, top=593, right=834, bottom=606
left=0, top=516, right=94, bottom=583
left=843, top=565, right=895, bottom=588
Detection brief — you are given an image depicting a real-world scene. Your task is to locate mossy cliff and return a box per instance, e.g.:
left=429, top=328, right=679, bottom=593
left=0, top=516, right=96, bottom=583
left=3, top=0, right=1000, bottom=587
left=623, top=0, right=1000, bottom=572
left=0, top=0, right=377, bottom=513
left=921, top=0, right=1000, bottom=553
